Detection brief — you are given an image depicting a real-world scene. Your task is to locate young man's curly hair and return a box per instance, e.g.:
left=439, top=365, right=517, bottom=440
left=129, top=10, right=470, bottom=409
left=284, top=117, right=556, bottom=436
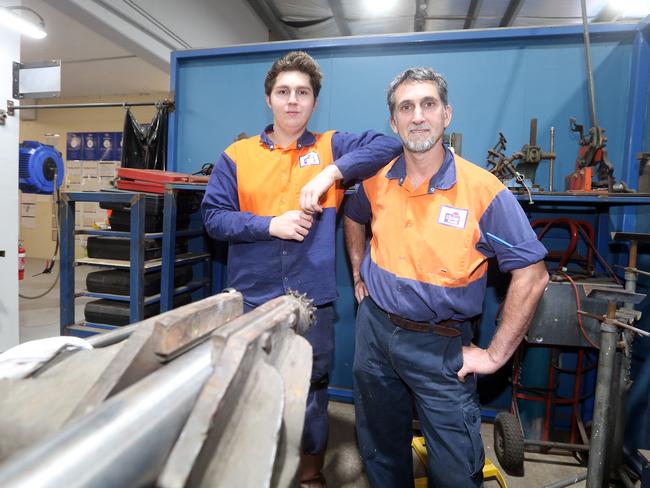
left=264, top=51, right=323, bottom=98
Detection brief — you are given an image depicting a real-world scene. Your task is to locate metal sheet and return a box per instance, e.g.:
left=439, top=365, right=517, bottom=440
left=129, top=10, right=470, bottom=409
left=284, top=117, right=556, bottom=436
left=526, top=281, right=609, bottom=347
left=158, top=294, right=313, bottom=488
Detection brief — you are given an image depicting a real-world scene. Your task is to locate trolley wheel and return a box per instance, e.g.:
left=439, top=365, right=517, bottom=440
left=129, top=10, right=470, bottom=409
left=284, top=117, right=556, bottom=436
left=494, top=412, right=524, bottom=476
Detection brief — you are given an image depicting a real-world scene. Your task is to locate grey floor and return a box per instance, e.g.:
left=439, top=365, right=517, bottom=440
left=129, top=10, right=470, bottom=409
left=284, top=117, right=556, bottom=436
left=18, top=258, right=594, bottom=487
left=324, top=401, right=589, bottom=488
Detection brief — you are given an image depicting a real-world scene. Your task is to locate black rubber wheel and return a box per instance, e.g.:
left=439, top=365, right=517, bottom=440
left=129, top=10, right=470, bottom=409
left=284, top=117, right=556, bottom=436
left=494, top=412, right=525, bottom=476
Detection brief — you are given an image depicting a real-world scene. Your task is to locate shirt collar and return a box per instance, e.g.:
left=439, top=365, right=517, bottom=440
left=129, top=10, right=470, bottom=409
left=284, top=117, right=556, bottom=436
left=385, top=144, right=457, bottom=193
left=259, top=124, right=316, bottom=150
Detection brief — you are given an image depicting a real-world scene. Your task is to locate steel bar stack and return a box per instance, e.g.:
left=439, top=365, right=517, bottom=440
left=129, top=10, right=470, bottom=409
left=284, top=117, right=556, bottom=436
left=0, top=291, right=314, bottom=488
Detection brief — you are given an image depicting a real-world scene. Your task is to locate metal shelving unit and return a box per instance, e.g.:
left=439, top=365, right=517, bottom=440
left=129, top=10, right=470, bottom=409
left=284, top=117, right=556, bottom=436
left=59, top=184, right=212, bottom=337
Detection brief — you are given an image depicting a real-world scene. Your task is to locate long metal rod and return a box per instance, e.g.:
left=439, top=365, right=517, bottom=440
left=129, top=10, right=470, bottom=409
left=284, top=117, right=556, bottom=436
left=586, top=304, right=619, bottom=488
left=580, top=0, right=599, bottom=128
left=544, top=471, right=587, bottom=488
left=549, top=126, right=555, bottom=192
left=85, top=323, right=138, bottom=348
left=0, top=341, right=214, bottom=488
left=10, top=101, right=170, bottom=110
left=523, top=439, right=589, bottom=451
left=464, top=0, right=482, bottom=29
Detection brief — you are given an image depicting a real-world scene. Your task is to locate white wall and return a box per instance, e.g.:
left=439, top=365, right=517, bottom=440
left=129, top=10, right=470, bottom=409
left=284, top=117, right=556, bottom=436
left=0, top=17, right=21, bottom=350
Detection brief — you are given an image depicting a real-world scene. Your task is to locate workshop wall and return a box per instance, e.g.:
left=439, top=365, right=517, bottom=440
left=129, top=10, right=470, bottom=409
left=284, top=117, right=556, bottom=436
left=19, top=93, right=168, bottom=259
left=170, top=28, right=639, bottom=192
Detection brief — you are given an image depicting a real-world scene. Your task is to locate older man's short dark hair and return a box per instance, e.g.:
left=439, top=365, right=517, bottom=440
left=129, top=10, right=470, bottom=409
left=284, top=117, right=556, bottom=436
left=387, top=67, right=449, bottom=115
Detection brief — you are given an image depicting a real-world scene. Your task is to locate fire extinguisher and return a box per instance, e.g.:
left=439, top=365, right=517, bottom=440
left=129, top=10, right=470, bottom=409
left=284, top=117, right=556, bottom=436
left=18, top=241, right=26, bottom=281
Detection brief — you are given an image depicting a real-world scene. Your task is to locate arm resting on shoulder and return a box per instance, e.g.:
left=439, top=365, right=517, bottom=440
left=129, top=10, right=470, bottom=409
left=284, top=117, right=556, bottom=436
left=300, top=131, right=402, bottom=212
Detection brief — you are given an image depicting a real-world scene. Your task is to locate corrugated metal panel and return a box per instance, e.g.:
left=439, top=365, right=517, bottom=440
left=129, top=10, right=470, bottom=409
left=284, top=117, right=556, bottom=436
left=264, top=0, right=648, bottom=39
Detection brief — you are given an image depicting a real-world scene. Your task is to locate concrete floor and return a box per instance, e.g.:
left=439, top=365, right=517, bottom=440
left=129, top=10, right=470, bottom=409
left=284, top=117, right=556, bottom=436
left=323, top=400, right=589, bottom=488
left=19, top=258, right=92, bottom=342
left=17, top=258, right=595, bottom=487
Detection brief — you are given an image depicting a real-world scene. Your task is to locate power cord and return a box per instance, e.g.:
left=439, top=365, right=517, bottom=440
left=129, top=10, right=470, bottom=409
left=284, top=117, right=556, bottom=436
left=19, top=174, right=61, bottom=300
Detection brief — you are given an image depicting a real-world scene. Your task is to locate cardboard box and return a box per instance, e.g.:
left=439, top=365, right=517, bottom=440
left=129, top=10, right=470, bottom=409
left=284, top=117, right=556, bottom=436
left=21, top=216, right=36, bottom=229
left=82, top=167, right=98, bottom=178
left=81, top=213, right=95, bottom=228
left=80, top=202, right=97, bottom=213
left=66, top=166, right=82, bottom=177
left=20, top=192, right=36, bottom=204
left=66, top=174, right=82, bottom=185
left=21, top=203, right=36, bottom=218
left=67, top=133, right=83, bottom=160
left=36, top=194, right=53, bottom=204
left=99, top=176, right=114, bottom=189
left=98, top=161, right=117, bottom=177
left=81, top=177, right=100, bottom=191
left=66, top=160, right=81, bottom=169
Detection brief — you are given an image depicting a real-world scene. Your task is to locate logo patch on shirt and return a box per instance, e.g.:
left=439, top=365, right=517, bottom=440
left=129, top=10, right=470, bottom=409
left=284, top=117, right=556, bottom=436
left=437, top=205, right=468, bottom=229
left=299, top=151, right=320, bottom=168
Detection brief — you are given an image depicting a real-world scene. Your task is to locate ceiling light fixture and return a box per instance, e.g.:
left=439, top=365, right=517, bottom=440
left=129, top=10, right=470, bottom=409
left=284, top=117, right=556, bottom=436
left=0, top=6, right=47, bottom=39
left=366, top=0, right=398, bottom=14
left=609, top=0, right=650, bottom=18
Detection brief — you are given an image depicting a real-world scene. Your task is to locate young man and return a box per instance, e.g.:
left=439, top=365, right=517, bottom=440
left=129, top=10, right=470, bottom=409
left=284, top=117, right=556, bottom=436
left=201, top=51, right=402, bottom=487
left=344, top=67, right=549, bottom=487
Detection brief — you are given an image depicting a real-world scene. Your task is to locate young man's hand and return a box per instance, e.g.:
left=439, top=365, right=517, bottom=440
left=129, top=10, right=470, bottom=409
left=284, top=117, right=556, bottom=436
left=300, top=165, right=343, bottom=213
left=269, top=210, right=313, bottom=241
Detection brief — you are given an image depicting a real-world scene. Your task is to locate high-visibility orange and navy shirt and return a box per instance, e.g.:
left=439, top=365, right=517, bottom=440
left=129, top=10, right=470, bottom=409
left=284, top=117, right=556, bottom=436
left=201, top=125, right=403, bottom=307
left=345, top=145, right=547, bottom=322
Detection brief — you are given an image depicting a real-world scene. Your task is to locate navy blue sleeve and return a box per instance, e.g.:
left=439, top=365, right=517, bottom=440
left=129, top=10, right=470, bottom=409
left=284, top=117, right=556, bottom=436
left=331, top=130, right=402, bottom=183
left=344, top=183, right=372, bottom=225
left=201, top=152, right=273, bottom=243
left=476, top=189, right=547, bottom=272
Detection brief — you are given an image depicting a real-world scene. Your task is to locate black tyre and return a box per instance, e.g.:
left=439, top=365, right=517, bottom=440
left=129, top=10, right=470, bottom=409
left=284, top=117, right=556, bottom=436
left=494, top=412, right=525, bottom=476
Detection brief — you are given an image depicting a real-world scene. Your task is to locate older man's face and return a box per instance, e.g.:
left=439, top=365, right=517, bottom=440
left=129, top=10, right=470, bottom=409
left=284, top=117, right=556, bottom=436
left=390, top=80, right=451, bottom=154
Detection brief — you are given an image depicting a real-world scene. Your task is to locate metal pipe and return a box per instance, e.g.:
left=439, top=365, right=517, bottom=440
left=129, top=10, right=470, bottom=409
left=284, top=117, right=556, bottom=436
left=544, top=471, right=587, bottom=488
left=85, top=324, right=138, bottom=348
left=624, top=240, right=638, bottom=308
left=530, top=118, right=538, bottom=146
left=0, top=341, right=214, bottom=488
left=586, top=302, right=619, bottom=488
left=523, top=439, right=589, bottom=451
left=580, top=0, right=599, bottom=128
left=10, top=101, right=171, bottom=110
left=549, top=126, right=555, bottom=192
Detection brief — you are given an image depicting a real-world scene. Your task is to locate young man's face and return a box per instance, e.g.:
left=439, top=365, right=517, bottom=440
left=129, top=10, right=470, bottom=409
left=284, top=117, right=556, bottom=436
left=389, top=80, right=452, bottom=154
left=266, top=70, right=317, bottom=135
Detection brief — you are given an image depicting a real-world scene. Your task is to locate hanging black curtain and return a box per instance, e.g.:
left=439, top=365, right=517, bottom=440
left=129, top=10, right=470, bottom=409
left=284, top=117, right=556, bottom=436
left=121, top=104, right=168, bottom=170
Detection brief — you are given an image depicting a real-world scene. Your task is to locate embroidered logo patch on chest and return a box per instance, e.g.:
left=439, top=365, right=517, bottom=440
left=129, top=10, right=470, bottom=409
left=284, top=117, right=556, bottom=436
left=437, top=205, right=469, bottom=229
left=299, top=151, right=321, bottom=167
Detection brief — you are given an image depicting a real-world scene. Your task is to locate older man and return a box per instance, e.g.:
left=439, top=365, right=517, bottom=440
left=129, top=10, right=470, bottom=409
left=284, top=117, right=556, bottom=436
left=344, top=67, right=549, bottom=487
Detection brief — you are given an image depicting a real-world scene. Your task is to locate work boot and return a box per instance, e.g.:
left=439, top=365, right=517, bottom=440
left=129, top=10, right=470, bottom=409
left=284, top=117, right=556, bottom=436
left=300, top=452, right=327, bottom=488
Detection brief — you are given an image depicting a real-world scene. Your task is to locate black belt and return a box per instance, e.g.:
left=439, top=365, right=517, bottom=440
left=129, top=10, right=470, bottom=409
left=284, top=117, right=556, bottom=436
left=386, top=313, right=461, bottom=337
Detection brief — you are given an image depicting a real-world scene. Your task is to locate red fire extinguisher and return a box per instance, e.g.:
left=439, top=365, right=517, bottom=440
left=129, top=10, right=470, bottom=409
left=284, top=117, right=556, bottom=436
left=18, top=241, right=26, bottom=281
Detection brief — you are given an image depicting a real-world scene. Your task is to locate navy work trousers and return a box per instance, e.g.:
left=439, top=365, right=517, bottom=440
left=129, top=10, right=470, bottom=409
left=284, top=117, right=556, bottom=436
left=303, top=304, right=335, bottom=454
left=353, top=297, right=484, bottom=488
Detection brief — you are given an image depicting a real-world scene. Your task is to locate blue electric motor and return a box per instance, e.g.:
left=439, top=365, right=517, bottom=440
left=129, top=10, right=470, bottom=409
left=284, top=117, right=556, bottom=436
left=19, top=141, right=64, bottom=194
